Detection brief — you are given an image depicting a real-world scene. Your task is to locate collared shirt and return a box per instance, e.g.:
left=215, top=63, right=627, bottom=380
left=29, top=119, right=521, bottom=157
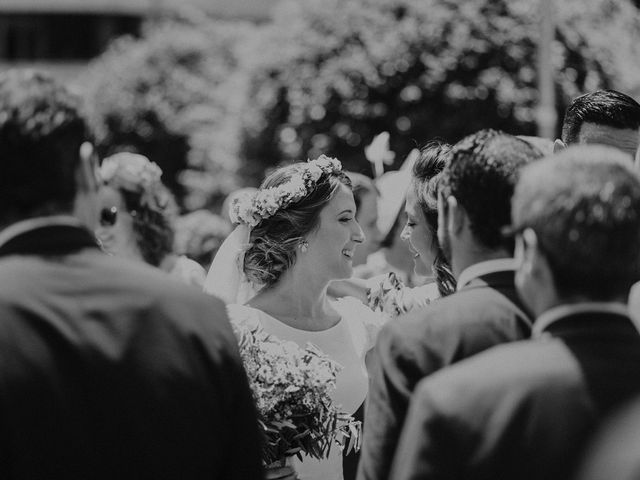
left=456, top=258, right=516, bottom=291
left=532, top=302, right=629, bottom=339
left=0, top=216, right=83, bottom=250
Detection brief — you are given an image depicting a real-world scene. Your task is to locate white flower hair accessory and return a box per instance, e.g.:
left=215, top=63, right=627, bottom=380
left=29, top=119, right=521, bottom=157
left=100, top=152, right=163, bottom=194
left=230, top=155, right=342, bottom=227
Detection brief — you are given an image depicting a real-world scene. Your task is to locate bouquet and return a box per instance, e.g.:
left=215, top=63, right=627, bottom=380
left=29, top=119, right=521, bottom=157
left=366, top=272, right=409, bottom=317
left=367, top=272, right=434, bottom=318
left=234, top=323, right=361, bottom=466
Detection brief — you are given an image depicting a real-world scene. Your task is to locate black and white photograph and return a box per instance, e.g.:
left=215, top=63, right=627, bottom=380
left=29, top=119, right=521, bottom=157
left=1, top=0, right=640, bottom=479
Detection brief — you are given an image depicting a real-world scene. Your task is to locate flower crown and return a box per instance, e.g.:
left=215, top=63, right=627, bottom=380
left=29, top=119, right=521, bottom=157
left=100, top=152, right=163, bottom=193
left=100, top=152, right=173, bottom=212
left=230, top=155, right=342, bottom=227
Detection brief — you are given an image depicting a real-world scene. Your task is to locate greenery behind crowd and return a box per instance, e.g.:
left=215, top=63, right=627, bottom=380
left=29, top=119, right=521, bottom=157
left=82, top=0, right=640, bottom=213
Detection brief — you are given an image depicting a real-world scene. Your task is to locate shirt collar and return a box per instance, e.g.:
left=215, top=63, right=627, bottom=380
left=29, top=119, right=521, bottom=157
left=456, top=258, right=516, bottom=291
left=532, top=302, right=629, bottom=338
left=0, top=216, right=83, bottom=250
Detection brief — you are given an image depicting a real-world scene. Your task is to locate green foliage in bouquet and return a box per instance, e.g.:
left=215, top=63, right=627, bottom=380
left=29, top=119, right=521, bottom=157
left=234, top=324, right=361, bottom=465
left=239, top=0, right=640, bottom=178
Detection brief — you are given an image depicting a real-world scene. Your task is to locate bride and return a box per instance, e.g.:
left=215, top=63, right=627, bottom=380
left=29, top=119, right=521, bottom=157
left=204, top=156, right=384, bottom=480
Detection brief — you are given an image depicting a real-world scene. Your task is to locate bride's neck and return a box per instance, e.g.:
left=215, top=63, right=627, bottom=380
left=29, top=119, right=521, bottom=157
left=248, top=271, right=338, bottom=330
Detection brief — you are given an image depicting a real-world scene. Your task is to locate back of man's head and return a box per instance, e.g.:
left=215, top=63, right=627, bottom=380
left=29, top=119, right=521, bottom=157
left=561, top=90, right=640, bottom=154
left=442, top=129, right=543, bottom=252
left=0, top=69, right=89, bottom=224
left=512, top=145, right=640, bottom=301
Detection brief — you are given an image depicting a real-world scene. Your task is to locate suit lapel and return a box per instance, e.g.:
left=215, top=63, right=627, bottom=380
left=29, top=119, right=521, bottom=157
left=0, top=225, right=100, bottom=257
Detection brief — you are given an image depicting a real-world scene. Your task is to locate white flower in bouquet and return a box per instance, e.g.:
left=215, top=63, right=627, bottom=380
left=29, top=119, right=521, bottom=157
left=233, top=323, right=361, bottom=466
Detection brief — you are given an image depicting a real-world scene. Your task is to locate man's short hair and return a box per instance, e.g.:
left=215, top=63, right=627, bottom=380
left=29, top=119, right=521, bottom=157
left=0, top=69, right=90, bottom=222
left=561, top=90, right=640, bottom=144
left=512, top=145, right=640, bottom=300
left=441, top=129, right=543, bottom=251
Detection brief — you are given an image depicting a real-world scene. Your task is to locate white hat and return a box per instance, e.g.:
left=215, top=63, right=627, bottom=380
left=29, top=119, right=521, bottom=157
left=375, top=148, right=419, bottom=236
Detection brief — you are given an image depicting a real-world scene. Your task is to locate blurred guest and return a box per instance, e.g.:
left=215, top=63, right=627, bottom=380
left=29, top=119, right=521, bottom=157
left=575, top=396, right=640, bottom=480
left=0, top=69, right=262, bottom=479
left=346, top=171, right=382, bottom=266
left=391, top=146, right=640, bottom=480
left=554, top=89, right=640, bottom=159
left=358, top=130, right=540, bottom=480
left=97, top=152, right=205, bottom=287
left=174, top=209, right=231, bottom=270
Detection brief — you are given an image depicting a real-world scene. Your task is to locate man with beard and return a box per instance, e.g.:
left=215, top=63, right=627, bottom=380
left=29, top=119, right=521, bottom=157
left=357, top=129, right=542, bottom=480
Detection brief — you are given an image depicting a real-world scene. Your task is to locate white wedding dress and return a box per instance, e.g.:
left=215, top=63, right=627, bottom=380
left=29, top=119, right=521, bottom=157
left=227, top=296, right=385, bottom=480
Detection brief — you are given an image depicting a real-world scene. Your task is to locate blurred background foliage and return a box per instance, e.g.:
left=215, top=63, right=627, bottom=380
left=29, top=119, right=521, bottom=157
left=82, top=0, right=640, bottom=212
left=83, top=13, right=253, bottom=210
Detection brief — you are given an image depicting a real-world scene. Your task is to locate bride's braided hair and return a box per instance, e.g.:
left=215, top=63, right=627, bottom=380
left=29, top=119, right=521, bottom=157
left=243, top=162, right=351, bottom=288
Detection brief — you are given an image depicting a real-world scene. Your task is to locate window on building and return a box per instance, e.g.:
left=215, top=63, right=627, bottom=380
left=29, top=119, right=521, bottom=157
left=0, top=13, right=141, bottom=61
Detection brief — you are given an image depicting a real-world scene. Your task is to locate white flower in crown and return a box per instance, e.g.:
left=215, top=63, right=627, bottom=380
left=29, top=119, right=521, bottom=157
left=229, top=155, right=342, bottom=227
left=100, top=152, right=163, bottom=193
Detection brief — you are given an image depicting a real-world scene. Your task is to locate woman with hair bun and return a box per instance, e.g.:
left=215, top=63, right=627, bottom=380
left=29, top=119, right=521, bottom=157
left=96, top=152, right=206, bottom=287
left=205, top=156, right=385, bottom=480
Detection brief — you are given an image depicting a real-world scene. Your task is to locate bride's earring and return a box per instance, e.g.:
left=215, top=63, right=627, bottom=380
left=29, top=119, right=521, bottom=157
left=298, top=241, right=309, bottom=253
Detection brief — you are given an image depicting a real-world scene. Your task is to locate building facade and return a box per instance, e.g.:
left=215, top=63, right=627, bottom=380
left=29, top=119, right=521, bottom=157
left=0, top=0, right=272, bottom=83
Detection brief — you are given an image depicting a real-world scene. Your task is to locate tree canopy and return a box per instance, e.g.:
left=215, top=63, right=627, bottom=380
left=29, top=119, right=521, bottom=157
left=83, top=16, right=252, bottom=209
left=238, top=0, right=640, bottom=177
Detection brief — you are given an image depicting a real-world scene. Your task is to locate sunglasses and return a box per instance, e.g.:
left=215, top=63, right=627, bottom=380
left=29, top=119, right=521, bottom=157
left=100, top=206, right=118, bottom=227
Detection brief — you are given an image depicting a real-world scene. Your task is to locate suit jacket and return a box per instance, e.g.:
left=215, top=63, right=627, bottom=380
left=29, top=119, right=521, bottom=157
left=390, top=310, right=640, bottom=480
left=0, top=224, right=263, bottom=480
left=575, top=394, right=640, bottom=480
left=357, top=270, right=531, bottom=480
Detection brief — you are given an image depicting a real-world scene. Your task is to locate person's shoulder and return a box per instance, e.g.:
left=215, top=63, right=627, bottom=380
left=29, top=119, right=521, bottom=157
left=75, top=251, right=229, bottom=332
left=396, top=284, right=527, bottom=333
left=415, top=338, right=580, bottom=410
left=381, top=289, right=483, bottom=339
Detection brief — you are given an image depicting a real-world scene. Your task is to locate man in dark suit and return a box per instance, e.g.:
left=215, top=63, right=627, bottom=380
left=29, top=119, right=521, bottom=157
left=390, top=146, right=640, bottom=480
left=0, top=70, right=263, bottom=479
left=575, top=395, right=640, bottom=480
left=357, top=130, right=541, bottom=480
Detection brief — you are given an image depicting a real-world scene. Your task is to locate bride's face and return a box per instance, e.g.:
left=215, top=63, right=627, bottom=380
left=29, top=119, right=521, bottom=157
left=303, top=184, right=365, bottom=281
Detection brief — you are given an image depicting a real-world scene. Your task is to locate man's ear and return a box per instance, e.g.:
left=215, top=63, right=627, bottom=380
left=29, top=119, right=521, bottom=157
left=73, top=142, right=100, bottom=230
left=447, top=195, right=465, bottom=235
left=76, top=142, right=99, bottom=194
left=553, top=139, right=566, bottom=154
left=520, top=228, right=554, bottom=287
